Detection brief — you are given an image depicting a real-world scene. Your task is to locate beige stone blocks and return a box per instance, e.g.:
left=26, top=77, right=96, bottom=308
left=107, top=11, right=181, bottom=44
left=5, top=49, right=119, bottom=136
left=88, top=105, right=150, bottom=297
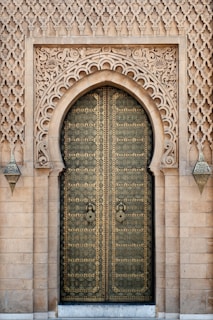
left=156, top=288, right=165, bottom=313
left=166, top=288, right=180, bottom=313
left=34, top=289, right=48, bottom=312
left=166, top=253, right=179, bottom=265
left=206, top=214, right=213, bottom=227
left=33, top=175, right=49, bottom=313
left=180, top=289, right=211, bottom=314
left=179, top=175, right=213, bottom=314
left=34, top=253, right=48, bottom=264
left=181, top=238, right=208, bottom=253
left=0, top=239, right=33, bottom=253
left=206, top=292, right=213, bottom=314
left=48, top=288, right=58, bottom=311
left=34, top=263, right=48, bottom=280
left=0, top=279, right=32, bottom=291
left=181, top=253, right=213, bottom=264
left=180, top=213, right=206, bottom=227
left=0, top=290, right=33, bottom=313
left=0, top=2, right=212, bottom=314
left=207, top=240, right=213, bottom=257
left=162, top=171, right=180, bottom=314
left=0, top=253, right=32, bottom=264
left=181, top=264, right=207, bottom=279
left=0, top=264, right=32, bottom=279
left=181, top=278, right=213, bottom=291
left=0, top=110, right=212, bottom=317
left=0, top=178, right=34, bottom=313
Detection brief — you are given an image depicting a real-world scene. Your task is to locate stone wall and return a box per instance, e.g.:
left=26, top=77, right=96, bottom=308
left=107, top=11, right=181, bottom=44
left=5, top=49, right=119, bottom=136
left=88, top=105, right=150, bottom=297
left=0, top=0, right=212, bottom=318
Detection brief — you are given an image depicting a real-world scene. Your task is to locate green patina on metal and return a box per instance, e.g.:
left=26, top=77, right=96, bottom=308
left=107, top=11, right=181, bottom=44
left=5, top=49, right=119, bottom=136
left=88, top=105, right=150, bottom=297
left=60, top=87, right=154, bottom=303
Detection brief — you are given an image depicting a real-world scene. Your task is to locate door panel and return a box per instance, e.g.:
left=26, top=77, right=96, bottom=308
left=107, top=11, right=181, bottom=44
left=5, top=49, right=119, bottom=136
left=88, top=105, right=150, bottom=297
left=60, top=87, right=154, bottom=303
left=107, top=88, right=153, bottom=301
left=60, top=91, right=104, bottom=302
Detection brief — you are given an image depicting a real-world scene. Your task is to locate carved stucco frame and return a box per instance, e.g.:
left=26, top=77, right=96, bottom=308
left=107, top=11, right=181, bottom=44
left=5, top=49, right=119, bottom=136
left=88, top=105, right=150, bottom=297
left=34, top=44, right=178, bottom=169
left=25, top=36, right=187, bottom=315
left=48, top=70, right=164, bottom=173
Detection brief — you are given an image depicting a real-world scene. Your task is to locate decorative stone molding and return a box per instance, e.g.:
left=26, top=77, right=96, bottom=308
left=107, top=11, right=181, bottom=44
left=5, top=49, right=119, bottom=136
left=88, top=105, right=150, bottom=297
left=34, top=46, right=178, bottom=168
left=0, top=0, right=212, bottom=163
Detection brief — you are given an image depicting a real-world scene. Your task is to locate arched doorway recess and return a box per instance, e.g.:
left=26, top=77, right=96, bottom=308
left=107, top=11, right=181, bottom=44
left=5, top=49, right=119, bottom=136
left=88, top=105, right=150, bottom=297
left=60, top=86, right=154, bottom=303
left=47, top=71, right=165, bottom=316
left=48, top=71, right=164, bottom=171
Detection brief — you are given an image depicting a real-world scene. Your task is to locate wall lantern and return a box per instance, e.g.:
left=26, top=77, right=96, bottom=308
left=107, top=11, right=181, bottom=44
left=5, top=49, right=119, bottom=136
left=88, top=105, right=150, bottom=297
left=3, top=153, right=21, bottom=193
left=192, top=151, right=212, bottom=193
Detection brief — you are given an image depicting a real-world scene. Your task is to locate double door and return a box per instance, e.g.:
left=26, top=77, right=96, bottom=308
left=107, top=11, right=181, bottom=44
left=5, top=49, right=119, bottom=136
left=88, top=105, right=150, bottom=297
left=60, top=87, right=154, bottom=302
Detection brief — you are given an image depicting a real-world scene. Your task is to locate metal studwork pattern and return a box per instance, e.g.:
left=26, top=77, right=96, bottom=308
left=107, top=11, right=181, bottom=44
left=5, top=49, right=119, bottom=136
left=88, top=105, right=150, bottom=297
left=60, top=87, right=154, bottom=302
left=108, top=88, right=153, bottom=301
left=60, top=91, right=104, bottom=301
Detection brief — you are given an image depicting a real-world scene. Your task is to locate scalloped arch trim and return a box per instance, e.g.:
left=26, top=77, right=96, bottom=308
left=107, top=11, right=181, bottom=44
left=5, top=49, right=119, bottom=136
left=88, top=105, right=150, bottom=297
left=35, top=46, right=178, bottom=168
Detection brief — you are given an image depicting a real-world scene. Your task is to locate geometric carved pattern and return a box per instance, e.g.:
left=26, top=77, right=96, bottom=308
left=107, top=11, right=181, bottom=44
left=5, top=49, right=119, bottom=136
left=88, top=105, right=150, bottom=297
left=0, top=0, right=212, bottom=163
left=0, top=0, right=26, bottom=150
left=35, top=46, right=178, bottom=168
left=187, top=3, right=213, bottom=156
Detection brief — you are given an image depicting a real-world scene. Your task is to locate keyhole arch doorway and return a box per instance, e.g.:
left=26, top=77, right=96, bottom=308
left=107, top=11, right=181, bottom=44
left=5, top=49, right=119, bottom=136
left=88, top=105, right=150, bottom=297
left=48, top=71, right=164, bottom=172
left=60, top=85, right=154, bottom=302
left=47, top=71, right=165, bottom=305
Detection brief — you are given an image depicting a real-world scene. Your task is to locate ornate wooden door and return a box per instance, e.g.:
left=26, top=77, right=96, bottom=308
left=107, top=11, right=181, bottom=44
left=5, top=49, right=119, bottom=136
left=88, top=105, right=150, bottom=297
left=60, top=87, right=154, bottom=303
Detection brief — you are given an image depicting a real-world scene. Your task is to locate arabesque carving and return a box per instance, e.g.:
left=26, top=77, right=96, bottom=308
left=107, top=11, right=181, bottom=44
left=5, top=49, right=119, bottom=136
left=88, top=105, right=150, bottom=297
left=0, top=0, right=212, bottom=164
left=35, top=46, right=178, bottom=168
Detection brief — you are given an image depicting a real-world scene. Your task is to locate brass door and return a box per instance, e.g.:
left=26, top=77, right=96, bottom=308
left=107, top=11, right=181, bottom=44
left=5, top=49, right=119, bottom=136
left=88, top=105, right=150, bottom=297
left=60, top=87, right=154, bottom=303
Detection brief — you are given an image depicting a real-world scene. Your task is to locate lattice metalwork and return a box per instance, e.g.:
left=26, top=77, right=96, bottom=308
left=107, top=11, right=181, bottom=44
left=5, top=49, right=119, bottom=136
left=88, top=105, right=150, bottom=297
left=60, top=87, right=154, bottom=302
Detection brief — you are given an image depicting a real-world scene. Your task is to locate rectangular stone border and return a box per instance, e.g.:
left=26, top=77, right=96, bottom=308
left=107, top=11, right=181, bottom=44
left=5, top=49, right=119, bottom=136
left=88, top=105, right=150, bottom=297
left=24, top=35, right=187, bottom=317
left=25, top=35, right=187, bottom=171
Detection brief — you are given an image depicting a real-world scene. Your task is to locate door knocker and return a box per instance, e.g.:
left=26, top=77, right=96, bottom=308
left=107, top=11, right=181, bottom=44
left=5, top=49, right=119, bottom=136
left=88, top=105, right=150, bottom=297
left=116, top=201, right=126, bottom=223
left=86, top=202, right=96, bottom=223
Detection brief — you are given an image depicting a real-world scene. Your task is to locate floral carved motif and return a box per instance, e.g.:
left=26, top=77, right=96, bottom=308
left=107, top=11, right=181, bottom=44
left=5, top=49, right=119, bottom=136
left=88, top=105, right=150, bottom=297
left=35, top=46, right=178, bottom=168
left=0, top=1, right=212, bottom=164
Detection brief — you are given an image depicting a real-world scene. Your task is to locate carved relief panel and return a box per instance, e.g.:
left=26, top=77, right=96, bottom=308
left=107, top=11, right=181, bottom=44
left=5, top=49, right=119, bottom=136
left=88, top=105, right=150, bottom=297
left=0, top=1, right=212, bottom=166
left=34, top=45, right=178, bottom=168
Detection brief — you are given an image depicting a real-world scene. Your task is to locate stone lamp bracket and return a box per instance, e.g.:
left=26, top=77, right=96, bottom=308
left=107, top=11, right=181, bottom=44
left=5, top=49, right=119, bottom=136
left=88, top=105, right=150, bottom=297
left=3, top=154, right=21, bottom=193
left=192, top=151, right=212, bottom=194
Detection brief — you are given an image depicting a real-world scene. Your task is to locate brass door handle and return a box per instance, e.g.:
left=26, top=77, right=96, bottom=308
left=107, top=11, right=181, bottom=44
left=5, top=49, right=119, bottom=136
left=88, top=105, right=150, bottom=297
left=116, top=201, right=126, bottom=222
left=86, top=202, right=96, bottom=223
